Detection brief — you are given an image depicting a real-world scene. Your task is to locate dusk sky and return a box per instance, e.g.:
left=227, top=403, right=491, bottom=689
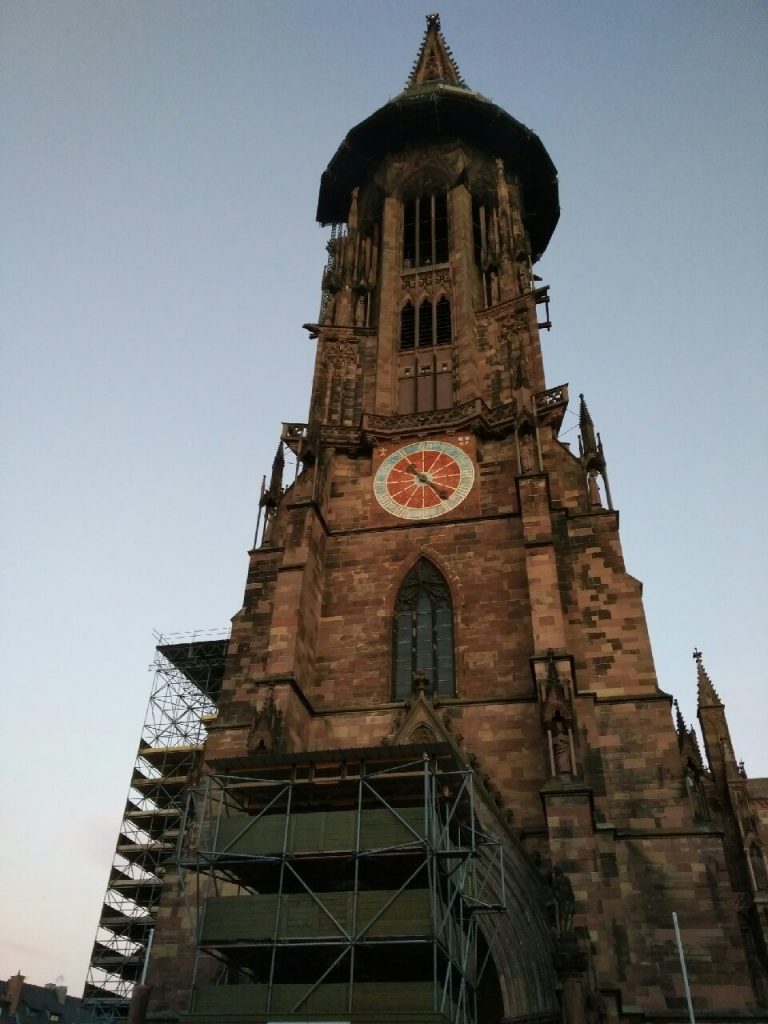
left=1, top=0, right=766, bottom=995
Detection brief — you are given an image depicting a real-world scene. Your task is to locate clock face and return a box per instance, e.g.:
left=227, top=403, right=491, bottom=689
left=373, top=440, right=475, bottom=521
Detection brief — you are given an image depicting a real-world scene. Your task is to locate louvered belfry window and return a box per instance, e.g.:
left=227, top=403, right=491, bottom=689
left=400, top=298, right=452, bottom=352
left=393, top=559, right=455, bottom=699
left=418, top=298, right=433, bottom=348
left=400, top=302, right=416, bottom=350
left=435, top=296, right=451, bottom=344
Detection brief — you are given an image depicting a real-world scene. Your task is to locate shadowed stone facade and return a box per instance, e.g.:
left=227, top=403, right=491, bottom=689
left=136, top=14, right=768, bottom=1024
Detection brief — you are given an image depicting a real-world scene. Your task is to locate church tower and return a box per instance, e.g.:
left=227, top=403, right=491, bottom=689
left=90, top=15, right=768, bottom=1024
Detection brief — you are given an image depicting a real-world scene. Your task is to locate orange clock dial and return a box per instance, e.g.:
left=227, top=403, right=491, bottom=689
left=373, top=441, right=474, bottom=520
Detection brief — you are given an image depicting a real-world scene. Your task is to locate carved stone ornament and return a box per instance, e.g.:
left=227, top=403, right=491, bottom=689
left=519, top=431, right=538, bottom=474
left=320, top=340, right=359, bottom=369
left=247, top=689, right=284, bottom=754
left=320, top=425, right=362, bottom=449
left=409, top=722, right=437, bottom=745
left=499, top=313, right=529, bottom=343
left=551, top=717, right=574, bottom=776
left=511, top=350, right=531, bottom=391
left=389, top=145, right=458, bottom=196
left=382, top=689, right=476, bottom=769
left=362, top=396, right=518, bottom=442
left=540, top=650, right=574, bottom=725
left=550, top=865, right=576, bottom=936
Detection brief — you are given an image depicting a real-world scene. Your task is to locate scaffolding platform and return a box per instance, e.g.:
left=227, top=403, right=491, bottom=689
left=82, top=630, right=229, bottom=1023
left=175, top=748, right=507, bottom=1024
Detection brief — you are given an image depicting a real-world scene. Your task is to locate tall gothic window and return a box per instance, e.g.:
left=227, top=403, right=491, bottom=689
left=418, top=298, right=433, bottom=348
left=435, top=296, right=451, bottom=344
left=403, top=193, right=449, bottom=267
left=400, top=302, right=416, bottom=350
left=392, top=559, right=455, bottom=699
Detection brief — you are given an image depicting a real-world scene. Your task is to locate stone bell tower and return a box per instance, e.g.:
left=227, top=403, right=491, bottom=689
left=124, top=14, right=768, bottom=1024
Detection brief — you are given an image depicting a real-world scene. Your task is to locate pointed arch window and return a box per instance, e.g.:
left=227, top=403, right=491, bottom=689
left=435, top=296, right=451, bottom=345
left=418, top=298, right=433, bottom=348
left=393, top=559, right=455, bottom=699
left=400, top=302, right=416, bottom=351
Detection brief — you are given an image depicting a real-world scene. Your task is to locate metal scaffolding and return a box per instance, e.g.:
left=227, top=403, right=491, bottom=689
left=176, top=751, right=506, bottom=1023
left=82, top=630, right=229, bottom=1022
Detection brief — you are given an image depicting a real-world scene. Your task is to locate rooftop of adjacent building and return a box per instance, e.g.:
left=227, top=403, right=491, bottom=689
left=0, top=975, right=94, bottom=1024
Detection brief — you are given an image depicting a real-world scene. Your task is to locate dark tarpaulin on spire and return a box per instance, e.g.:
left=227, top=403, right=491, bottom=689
left=317, top=13, right=559, bottom=261
left=317, top=87, right=559, bottom=262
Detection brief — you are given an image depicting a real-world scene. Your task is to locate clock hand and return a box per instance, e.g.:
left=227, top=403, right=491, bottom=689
left=405, top=463, right=449, bottom=500
left=426, top=480, right=450, bottom=500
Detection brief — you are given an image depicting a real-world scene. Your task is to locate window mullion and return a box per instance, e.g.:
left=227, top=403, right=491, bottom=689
left=411, top=604, right=417, bottom=681
left=414, top=197, right=420, bottom=269
left=430, top=194, right=436, bottom=266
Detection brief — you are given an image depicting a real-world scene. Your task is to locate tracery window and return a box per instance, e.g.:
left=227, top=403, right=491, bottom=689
left=392, top=559, right=455, bottom=699
left=403, top=193, right=449, bottom=267
left=399, top=298, right=452, bottom=351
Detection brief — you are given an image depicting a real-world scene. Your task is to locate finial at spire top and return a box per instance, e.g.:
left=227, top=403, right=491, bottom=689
left=406, top=12, right=467, bottom=91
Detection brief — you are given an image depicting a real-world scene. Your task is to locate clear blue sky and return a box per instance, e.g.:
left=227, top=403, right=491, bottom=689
left=1, top=0, right=766, bottom=994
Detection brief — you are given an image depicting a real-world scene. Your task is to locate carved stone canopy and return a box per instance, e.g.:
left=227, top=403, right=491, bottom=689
left=539, top=650, right=575, bottom=727
left=384, top=689, right=457, bottom=751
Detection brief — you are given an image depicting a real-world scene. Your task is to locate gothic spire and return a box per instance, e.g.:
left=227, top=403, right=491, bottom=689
left=268, top=441, right=285, bottom=501
left=673, top=699, right=687, bottom=740
left=687, top=726, right=703, bottom=765
left=578, top=392, right=612, bottom=508
left=578, top=393, right=598, bottom=456
left=405, top=13, right=467, bottom=91
left=694, top=648, right=722, bottom=708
